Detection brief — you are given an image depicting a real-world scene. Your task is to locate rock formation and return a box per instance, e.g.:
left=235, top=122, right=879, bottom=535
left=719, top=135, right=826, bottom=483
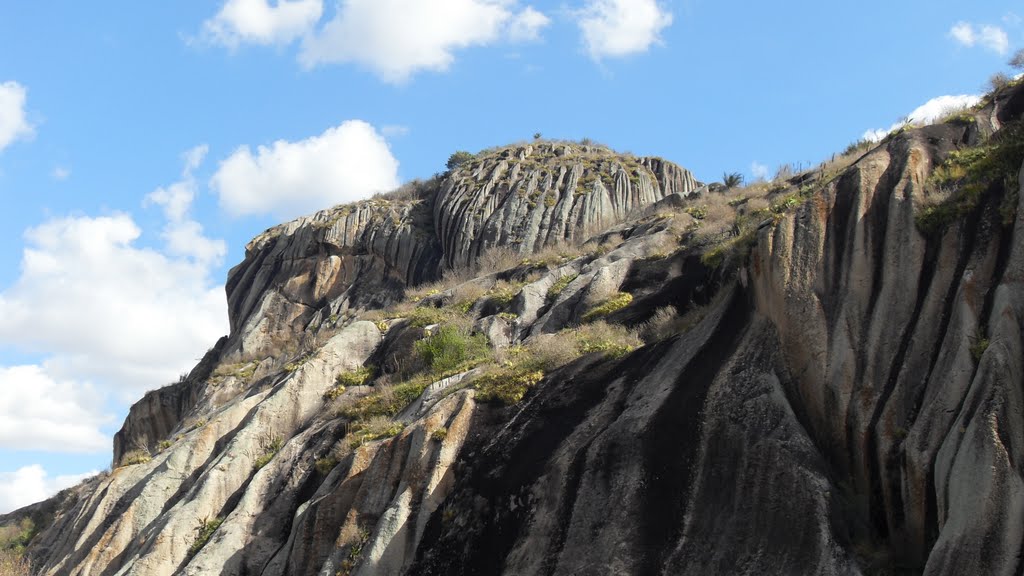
left=4, top=84, right=1024, bottom=575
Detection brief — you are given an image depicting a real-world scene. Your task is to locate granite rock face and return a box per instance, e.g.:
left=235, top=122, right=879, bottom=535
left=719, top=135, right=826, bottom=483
left=222, top=145, right=699, bottom=363
left=12, top=87, right=1024, bottom=575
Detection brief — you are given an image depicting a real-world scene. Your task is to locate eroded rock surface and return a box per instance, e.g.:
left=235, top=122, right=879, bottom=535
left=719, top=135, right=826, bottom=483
left=13, top=88, right=1024, bottom=575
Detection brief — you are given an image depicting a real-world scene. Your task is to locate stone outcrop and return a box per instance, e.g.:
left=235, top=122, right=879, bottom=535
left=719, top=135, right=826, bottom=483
left=11, top=85, right=1024, bottom=575
left=222, top=145, right=699, bottom=362
left=435, top=145, right=698, bottom=269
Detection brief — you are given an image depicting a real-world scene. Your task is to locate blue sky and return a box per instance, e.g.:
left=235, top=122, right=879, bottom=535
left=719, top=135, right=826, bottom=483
left=0, top=0, right=1020, bottom=512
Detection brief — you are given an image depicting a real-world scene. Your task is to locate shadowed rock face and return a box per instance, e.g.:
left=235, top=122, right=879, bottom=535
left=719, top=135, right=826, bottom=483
left=13, top=85, right=1024, bottom=575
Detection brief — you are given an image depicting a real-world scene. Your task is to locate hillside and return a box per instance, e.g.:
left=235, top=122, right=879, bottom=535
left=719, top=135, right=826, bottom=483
left=3, top=81, right=1024, bottom=575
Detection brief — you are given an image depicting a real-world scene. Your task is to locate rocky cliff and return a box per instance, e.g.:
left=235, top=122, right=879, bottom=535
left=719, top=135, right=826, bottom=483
left=7, top=83, right=1024, bottom=576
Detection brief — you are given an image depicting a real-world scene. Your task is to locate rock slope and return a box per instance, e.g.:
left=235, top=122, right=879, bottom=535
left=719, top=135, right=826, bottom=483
left=7, top=83, right=1024, bottom=576
left=222, top=144, right=697, bottom=363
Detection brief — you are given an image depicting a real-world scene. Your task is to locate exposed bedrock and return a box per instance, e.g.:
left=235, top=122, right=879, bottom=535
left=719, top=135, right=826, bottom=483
left=16, top=85, right=1024, bottom=575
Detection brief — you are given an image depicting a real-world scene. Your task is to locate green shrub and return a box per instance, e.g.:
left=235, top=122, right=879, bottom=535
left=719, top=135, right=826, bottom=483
left=414, top=326, right=489, bottom=376
left=315, top=456, right=338, bottom=475
left=970, top=331, right=990, bottom=362
left=431, top=427, right=449, bottom=442
left=446, top=151, right=474, bottom=171
left=582, top=292, right=633, bottom=322
left=189, top=517, right=223, bottom=557
left=917, top=120, right=1024, bottom=234
left=0, top=518, right=37, bottom=555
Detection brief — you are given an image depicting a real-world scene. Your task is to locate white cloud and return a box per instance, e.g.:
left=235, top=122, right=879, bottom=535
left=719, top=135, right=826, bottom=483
left=750, top=162, right=769, bottom=181
left=950, top=21, right=975, bottom=46
left=52, top=166, right=71, bottom=181
left=0, top=212, right=227, bottom=399
left=211, top=120, right=400, bottom=219
left=145, top=145, right=226, bottom=267
left=948, top=21, right=1009, bottom=54
left=0, top=81, right=34, bottom=153
left=980, top=26, right=1009, bottom=54
left=508, top=6, right=550, bottom=42
left=0, top=148, right=228, bottom=400
left=380, top=124, right=410, bottom=138
left=904, top=94, right=983, bottom=124
left=577, top=0, right=673, bottom=60
left=202, top=0, right=323, bottom=47
left=300, top=0, right=549, bottom=82
left=0, top=366, right=111, bottom=453
left=862, top=128, right=889, bottom=143
left=862, top=93, right=982, bottom=142
left=0, top=465, right=98, bottom=514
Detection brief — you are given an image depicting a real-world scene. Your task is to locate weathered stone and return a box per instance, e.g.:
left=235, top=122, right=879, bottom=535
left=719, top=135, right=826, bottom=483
left=16, top=85, right=1024, bottom=576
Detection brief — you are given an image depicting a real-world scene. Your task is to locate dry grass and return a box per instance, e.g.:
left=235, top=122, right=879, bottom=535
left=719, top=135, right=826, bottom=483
left=407, top=246, right=525, bottom=301
left=572, top=321, right=642, bottom=357
left=700, top=197, right=736, bottom=236
left=528, top=241, right=587, bottom=267
left=451, top=282, right=487, bottom=312
left=745, top=197, right=770, bottom=212
left=639, top=306, right=683, bottom=342
left=0, top=549, right=31, bottom=576
left=348, top=415, right=405, bottom=448
left=476, top=246, right=522, bottom=275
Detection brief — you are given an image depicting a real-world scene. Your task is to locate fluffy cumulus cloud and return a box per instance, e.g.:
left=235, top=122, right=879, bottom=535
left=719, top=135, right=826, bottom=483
left=0, top=465, right=98, bottom=514
left=507, top=6, right=550, bottom=42
left=300, top=0, right=549, bottom=82
left=0, top=213, right=227, bottom=398
left=0, top=81, right=34, bottom=153
left=0, top=366, right=111, bottom=453
left=202, top=0, right=324, bottom=46
left=211, top=120, right=400, bottom=218
left=0, top=149, right=228, bottom=400
left=862, top=94, right=982, bottom=142
left=0, top=148, right=228, bottom=512
left=577, top=0, right=673, bottom=60
left=949, top=21, right=1009, bottom=54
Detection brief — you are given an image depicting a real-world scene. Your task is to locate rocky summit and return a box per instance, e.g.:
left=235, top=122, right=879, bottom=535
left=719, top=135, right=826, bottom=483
left=3, top=82, right=1024, bottom=576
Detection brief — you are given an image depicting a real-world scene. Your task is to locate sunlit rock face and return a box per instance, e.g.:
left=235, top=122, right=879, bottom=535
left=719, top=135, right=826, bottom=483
left=13, top=84, right=1024, bottom=576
